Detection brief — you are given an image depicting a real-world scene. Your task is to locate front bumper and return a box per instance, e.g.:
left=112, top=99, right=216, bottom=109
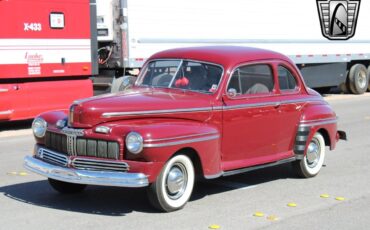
left=24, top=156, right=149, bottom=187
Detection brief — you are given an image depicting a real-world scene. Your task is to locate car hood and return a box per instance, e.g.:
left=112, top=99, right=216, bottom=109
left=70, top=88, right=214, bottom=127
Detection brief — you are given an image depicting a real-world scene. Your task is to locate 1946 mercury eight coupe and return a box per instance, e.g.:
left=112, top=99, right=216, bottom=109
left=24, top=46, right=346, bottom=212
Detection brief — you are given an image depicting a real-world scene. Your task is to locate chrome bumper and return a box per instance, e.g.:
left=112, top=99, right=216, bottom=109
left=24, top=156, right=149, bottom=188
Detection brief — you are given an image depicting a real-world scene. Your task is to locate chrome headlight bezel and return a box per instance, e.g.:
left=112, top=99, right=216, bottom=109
left=125, top=132, right=143, bottom=154
left=32, top=118, right=48, bottom=138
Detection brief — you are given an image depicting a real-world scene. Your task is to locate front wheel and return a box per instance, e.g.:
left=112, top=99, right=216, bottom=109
left=147, top=154, right=195, bottom=212
left=293, top=132, right=326, bottom=178
left=48, top=178, right=87, bottom=194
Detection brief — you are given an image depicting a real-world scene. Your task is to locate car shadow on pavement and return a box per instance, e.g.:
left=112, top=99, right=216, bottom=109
left=191, top=162, right=299, bottom=201
left=0, top=180, right=154, bottom=216
left=0, top=162, right=299, bottom=215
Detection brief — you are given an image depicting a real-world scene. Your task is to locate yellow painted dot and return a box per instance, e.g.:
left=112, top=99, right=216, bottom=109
left=7, top=172, right=17, bottom=175
left=267, top=215, right=279, bottom=221
left=287, top=203, right=297, bottom=207
left=209, top=224, right=220, bottom=229
left=320, top=194, right=330, bottom=198
left=254, top=212, right=264, bottom=217
left=335, top=197, right=345, bottom=201
left=18, top=172, right=28, bottom=176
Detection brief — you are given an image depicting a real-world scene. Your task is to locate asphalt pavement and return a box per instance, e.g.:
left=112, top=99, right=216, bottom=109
left=0, top=93, right=370, bottom=230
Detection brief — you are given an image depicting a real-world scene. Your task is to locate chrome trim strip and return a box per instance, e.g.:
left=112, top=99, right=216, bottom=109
left=299, top=118, right=338, bottom=127
left=0, top=89, right=9, bottom=93
left=144, top=132, right=219, bottom=143
left=144, top=134, right=220, bottom=148
left=24, top=156, right=149, bottom=188
left=102, top=99, right=325, bottom=118
left=223, top=101, right=280, bottom=110
left=0, top=110, right=12, bottom=115
left=72, top=157, right=130, bottom=170
left=222, top=157, right=297, bottom=177
left=102, top=107, right=212, bottom=118
left=221, top=99, right=324, bottom=111
left=61, top=127, right=84, bottom=136
left=280, top=98, right=325, bottom=105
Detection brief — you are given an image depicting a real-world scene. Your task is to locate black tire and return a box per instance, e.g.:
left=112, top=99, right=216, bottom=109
left=48, top=178, right=87, bottom=194
left=348, top=64, right=368, bottom=94
left=293, top=132, right=326, bottom=178
left=147, top=154, right=195, bottom=212
left=367, top=65, right=370, bottom=92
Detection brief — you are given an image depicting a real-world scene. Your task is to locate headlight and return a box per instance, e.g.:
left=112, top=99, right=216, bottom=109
left=125, top=132, right=143, bottom=154
left=32, top=118, right=47, bottom=138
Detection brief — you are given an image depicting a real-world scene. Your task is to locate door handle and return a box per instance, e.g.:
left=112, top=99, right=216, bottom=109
left=274, top=102, right=281, bottom=108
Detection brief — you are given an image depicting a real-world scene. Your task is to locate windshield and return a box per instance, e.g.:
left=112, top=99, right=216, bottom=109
left=137, top=60, right=223, bottom=94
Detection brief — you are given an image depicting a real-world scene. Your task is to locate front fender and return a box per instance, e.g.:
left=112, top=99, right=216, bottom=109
left=109, top=119, right=222, bottom=179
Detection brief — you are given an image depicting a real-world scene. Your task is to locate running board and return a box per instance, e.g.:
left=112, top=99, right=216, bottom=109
left=222, top=157, right=297, bottom=177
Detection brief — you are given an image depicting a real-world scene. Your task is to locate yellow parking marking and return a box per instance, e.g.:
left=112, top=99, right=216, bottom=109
left=287, top=202, right=297, bottom=207
left=209, top=224, right=220, bottom=229
left=6, top=171, right=28, bottom=176
left=18, top=172, right=28, bottom=176
left=335, top=197, right=345, bottom=201
left=320, top=194, right=330, bottom=198
left=253, top=212, right=264, bottom=217
left=267, top=215, right=279, bottom=221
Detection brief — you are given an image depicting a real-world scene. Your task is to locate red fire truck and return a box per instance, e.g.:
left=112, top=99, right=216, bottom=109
left=1, top=0, right=370, bottom=121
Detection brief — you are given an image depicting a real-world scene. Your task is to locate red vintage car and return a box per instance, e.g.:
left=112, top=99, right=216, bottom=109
left=24, top=46, right=346, bottom=212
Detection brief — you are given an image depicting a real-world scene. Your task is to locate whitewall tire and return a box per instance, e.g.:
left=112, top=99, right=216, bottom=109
left=293, top=132, right=326, bottom=178
left=147, top=154, right=195, bottom=212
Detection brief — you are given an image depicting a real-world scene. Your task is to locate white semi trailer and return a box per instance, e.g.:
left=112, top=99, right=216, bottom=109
left=95, top=0, right=370, bottom=94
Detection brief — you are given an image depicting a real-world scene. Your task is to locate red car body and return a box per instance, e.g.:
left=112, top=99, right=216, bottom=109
left=24, top=46, right=345, bottom=211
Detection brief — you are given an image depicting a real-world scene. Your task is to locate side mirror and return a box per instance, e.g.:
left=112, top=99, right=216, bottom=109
left=227, top=88, right=237, bottom=97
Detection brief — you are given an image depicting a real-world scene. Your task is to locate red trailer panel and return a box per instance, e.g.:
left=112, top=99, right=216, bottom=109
left=0, top=0, right=94, bottom=121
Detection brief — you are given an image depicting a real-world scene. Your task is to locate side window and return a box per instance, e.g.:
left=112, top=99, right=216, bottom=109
left=227, top=64, right=274, bottom=96
left=278, top=66, right=297, bottom=91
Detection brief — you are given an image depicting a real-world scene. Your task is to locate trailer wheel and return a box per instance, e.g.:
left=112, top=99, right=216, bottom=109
left=367, top=65, right=370, bottom=92
left=348, top=64, right=368, bottom=94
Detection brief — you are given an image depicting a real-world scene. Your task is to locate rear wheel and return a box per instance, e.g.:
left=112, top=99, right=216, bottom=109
left=48, top=178, right=87, bottom=194
left=348, top=64, right=368, bottom=94
left=293, top=132, right=326, bottom=178
left=147, top=154, right=195, bottom=212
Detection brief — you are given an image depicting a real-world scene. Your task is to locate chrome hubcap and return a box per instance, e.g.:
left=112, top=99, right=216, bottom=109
left=358, top=71, right=367, bottom=89
left=166, top=163, right=187, bottom=200
left=306, top=140, right=320, bottom=168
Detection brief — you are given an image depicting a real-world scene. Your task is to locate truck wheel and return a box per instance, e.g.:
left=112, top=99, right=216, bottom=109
left=348, top=64, right=368, bottom=94
left=147, top=154, right=195, bottom=212
left=48, top=178, right=87, bottom=194
left=367, top=65, right=370, bottom=92
left=293, top=132, right=326, bottom=178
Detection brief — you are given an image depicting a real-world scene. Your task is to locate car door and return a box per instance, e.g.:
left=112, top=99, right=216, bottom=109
left=274, top=63, right=306, bottom=153
left=221, top=62, right=283, bottom=171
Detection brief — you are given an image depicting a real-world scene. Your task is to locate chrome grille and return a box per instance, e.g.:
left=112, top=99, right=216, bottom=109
left=45, top=131, right=119, bottom=160
left=38, top=148, right=68, bottom=167
left=72, top=158, right=129, bottom=172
